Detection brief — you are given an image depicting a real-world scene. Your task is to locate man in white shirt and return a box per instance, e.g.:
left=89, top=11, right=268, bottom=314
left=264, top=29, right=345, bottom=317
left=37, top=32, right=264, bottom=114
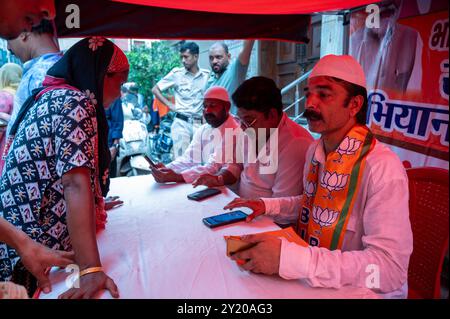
left=150, top=86, right=239, bottom=184
left=226, top=55, right=413, bottom=298
left=152, top=42, right=210, bottom=158
left=195, top=77, right=313, bottom=225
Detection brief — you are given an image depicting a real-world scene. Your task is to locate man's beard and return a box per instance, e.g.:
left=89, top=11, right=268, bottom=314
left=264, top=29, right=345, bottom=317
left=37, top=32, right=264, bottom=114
left=205, top=110, right=227, bottom=128
left=212, top=63, right=228, bottom=75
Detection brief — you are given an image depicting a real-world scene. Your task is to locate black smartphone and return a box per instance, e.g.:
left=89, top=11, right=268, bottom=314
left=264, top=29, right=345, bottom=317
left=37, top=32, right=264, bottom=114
left=143, top=155, right=157, bottom=168
left=187, top=188, right=221, bottom=201
left=203, top=210, right=248, bottom=228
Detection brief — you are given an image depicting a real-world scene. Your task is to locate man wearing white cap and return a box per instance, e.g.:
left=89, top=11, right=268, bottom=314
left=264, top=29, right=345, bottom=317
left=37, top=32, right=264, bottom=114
left=150, top=86, right=239, bottom=184
left=228, top=55, right=413, bottom=298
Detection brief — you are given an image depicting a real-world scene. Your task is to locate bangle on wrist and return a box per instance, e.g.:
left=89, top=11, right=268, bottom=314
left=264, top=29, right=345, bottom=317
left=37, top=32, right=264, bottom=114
left=79, top=266, right=104, bottom=277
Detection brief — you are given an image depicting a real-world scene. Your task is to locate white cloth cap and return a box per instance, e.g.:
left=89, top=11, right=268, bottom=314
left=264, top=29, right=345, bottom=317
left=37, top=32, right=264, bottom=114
left=309, top=54, right=367, bottom=88
left=204, top=86, right=230, bottom=102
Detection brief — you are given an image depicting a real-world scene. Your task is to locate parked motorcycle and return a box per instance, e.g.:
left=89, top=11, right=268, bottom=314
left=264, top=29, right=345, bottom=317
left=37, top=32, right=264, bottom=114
left=148, top=111, right=174, bottom=164
left=116, top=119, right=151, bottom=176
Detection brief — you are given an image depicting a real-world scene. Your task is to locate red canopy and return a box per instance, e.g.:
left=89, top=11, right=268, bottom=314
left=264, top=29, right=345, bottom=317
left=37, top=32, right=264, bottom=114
left=55, top=0, right=376, bottom=41
left=113, top=0, right=375, bottom=14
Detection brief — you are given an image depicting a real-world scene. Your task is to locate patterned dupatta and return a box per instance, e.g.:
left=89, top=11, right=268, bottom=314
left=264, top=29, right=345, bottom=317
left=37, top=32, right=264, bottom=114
left=3, top=37, right=129, bottom=230
left=297, top=125, right=376, bottom=250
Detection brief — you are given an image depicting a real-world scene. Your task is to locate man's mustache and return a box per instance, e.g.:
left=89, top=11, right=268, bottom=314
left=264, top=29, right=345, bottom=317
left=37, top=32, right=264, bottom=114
left=302, top=109, right=323, bottom=121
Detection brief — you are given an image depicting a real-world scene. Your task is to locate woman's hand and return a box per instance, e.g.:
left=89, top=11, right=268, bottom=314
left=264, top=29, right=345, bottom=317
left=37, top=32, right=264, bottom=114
left=17, top=239, right=75, bottom=294
left=58, top=271, right=119, bottom=299
left=104, top=196, right=123, bottom=210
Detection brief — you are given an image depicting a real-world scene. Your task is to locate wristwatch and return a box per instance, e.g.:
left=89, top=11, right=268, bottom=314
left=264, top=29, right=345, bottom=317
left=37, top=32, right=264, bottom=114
left=217, top=174, right=224, bottom=185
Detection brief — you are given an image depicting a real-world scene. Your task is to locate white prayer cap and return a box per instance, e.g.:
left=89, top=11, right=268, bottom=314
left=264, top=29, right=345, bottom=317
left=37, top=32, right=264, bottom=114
left=309, top=54, right=367, bottom=89
left=204, top=86, right=230, bottom=102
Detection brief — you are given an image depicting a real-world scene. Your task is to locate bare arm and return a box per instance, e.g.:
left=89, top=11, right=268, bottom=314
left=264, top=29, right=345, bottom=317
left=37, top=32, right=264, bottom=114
left=238, top=40, right=255, bottom=66
left=219, top=168, right=238, bottom=185
left=0, top=218, right=74, bottom=293
left=0, top=218, right=29, bottom=248
left=59, top=167, right=118, bottom=299
left=152, top=85, right=174, bottom=110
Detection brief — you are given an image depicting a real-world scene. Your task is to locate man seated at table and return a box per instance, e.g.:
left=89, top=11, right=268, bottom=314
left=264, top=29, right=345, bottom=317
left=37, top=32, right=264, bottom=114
left=226, top=55, right=413, bottom=298
left=150, top=86, right=239, bottom=183
left=194, top=77, right=314, bottom=226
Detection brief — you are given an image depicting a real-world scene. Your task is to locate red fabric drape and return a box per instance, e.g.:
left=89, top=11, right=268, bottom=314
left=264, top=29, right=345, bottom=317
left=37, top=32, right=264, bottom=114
left=112, top=0, right=376, bottom=14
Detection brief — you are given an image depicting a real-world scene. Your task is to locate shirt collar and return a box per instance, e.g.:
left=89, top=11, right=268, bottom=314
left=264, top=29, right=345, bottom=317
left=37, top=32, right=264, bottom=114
left=313, top=139, right=327, bottom=165
left=258, top=112, right=288, bottom=153
left=183, top=68, right=204, bottom=78
left=23, top=52, right=62, bottom=74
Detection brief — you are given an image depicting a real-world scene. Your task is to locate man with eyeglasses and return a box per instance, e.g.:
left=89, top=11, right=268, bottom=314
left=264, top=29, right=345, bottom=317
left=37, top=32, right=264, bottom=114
left=194, top=76, right=314, bottom=226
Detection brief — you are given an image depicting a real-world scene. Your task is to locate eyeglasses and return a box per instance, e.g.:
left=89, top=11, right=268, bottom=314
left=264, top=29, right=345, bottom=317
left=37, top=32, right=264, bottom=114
left=235, top=116, right=257, bottom=129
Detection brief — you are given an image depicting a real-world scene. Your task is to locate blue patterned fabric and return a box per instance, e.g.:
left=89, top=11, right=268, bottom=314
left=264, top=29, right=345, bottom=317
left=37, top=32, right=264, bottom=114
left=6, top=52, right=63, bottom=136
left=0, top=88, right=97, bottom=281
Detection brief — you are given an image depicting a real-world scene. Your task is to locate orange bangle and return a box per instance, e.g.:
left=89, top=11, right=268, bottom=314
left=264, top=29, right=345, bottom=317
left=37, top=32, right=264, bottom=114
left=79, top=267, right=104, bottom=277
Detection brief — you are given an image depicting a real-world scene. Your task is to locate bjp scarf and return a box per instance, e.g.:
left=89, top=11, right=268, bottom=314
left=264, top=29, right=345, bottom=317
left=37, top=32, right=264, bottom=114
left=297, top=124, right=376, bottom=250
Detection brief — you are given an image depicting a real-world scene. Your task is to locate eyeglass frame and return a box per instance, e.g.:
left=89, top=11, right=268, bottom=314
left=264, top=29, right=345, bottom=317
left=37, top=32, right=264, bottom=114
left=235, top=116, right=257, bottom=129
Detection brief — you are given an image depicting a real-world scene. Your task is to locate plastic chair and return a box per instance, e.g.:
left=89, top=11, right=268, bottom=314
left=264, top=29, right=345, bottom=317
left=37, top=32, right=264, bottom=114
left=406, top=167, right=449, bottom=299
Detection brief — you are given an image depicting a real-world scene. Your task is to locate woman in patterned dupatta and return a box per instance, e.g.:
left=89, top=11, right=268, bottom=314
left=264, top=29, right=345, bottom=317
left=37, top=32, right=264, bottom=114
left=0, top=37, right=129, bottom=298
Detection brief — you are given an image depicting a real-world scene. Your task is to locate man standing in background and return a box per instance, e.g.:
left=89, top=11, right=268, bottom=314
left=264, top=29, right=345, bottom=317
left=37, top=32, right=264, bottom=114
left=6, top=19, right=62, bottom=134
left=152, top=42, right=209, bottom=159
left=206, top=40, right=255, bottom=114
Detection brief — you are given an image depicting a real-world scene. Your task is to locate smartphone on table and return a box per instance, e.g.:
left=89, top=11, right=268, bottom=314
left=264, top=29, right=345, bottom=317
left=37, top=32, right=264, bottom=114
left=143, top=155, right=157, bottom=168
left=203, top=210, right=248, bottom=228
left=187, top=188, right=221, bottom=201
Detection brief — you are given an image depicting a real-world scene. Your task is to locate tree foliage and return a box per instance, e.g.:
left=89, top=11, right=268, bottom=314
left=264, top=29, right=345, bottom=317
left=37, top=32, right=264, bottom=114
left=125, top=41, right=180, bottom=103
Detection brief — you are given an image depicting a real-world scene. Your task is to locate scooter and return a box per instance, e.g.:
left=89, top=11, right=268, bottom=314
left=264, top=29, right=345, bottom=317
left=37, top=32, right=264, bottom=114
left=116, top=119, right=151, bottom=176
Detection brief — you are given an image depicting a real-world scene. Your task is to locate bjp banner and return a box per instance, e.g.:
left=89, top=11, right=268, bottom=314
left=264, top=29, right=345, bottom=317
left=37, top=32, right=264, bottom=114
left=350, top=0, right=449, bottom=169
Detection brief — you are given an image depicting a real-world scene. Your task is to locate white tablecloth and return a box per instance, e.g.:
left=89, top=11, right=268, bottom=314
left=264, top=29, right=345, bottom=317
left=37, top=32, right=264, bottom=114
left=40, top=175, right=378, bottom=299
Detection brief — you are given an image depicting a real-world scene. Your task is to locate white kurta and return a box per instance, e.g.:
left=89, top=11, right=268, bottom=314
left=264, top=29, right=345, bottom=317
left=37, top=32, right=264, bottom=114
left=167, top=115, right=239, bottom=183
left=264, top=139, right=413, bottom=298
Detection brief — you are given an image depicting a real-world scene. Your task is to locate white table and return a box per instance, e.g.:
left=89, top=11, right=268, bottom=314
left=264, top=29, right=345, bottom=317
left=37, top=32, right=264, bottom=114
left=40, top=175, right=378, bottom=299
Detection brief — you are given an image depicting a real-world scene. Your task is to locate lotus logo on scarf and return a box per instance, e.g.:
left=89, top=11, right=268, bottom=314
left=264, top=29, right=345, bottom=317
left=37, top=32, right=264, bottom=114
left=312, top=206, right=340, bottom=228
left=320, top=171, right=349, bottom=199
left=304, top=181, right=317, bottom=205
left=335, top=136, right=363, bottom=162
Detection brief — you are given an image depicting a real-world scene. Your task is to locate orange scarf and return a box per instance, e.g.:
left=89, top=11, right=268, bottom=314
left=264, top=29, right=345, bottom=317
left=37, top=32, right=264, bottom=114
left=297, top=125, right=375, bottom=250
